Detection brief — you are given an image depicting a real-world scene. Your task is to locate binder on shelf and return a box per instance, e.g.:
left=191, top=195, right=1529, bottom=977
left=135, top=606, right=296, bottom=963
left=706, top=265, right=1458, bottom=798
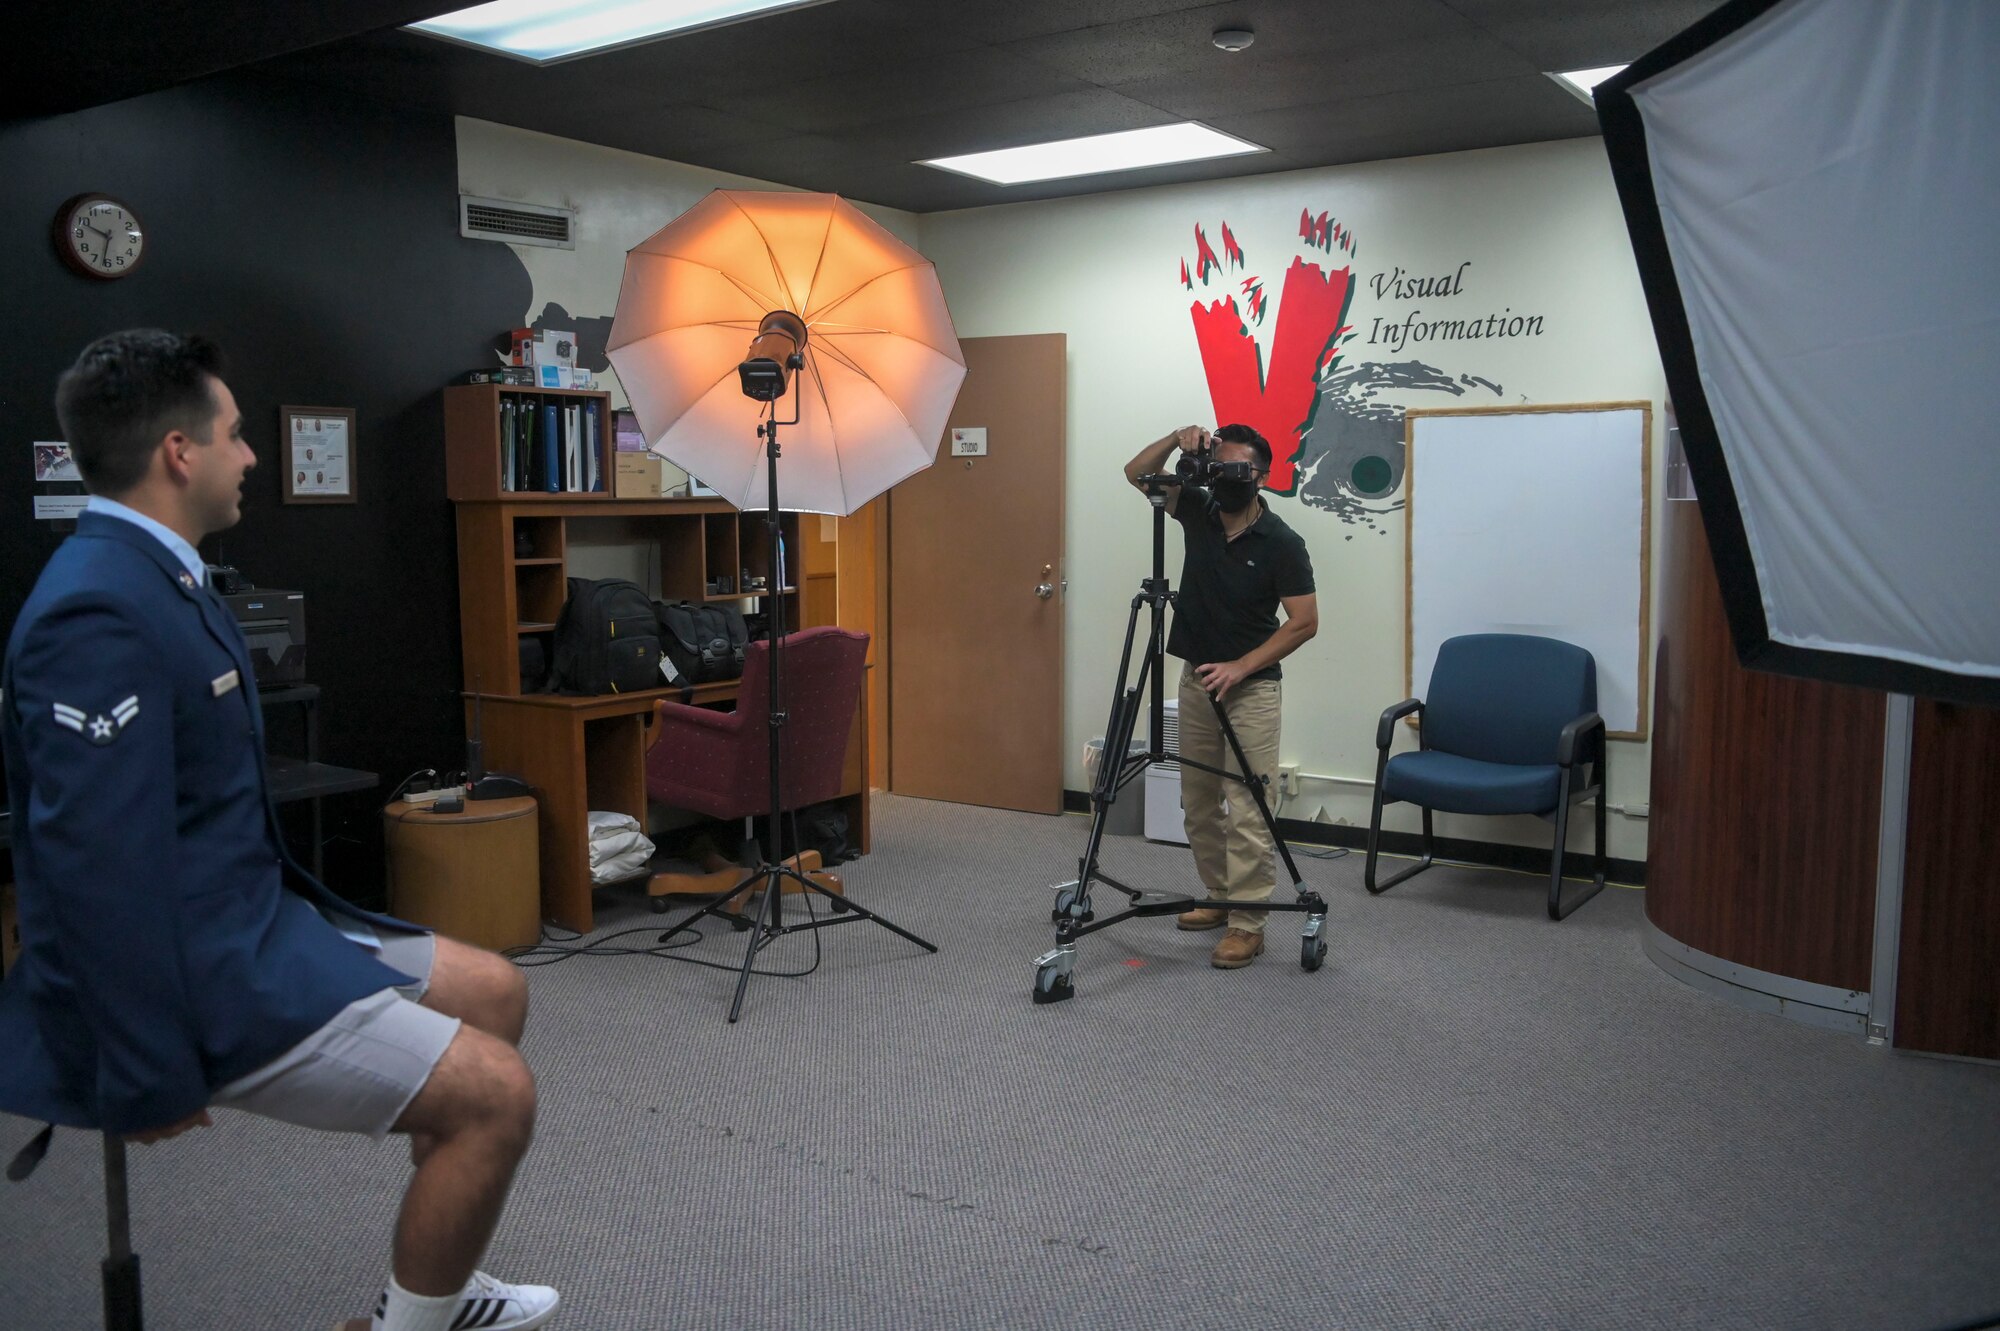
left=584, top=401, right=602, bottom=491
left=521, top=396, right=536, bottom=491
left=566, top=404, right=582, bottom=491
left=514, top=396, right=526, bottom=492
left=511, top=394, right=530, bottom=492
left=542, top=401, right=561, bottom=492
left=500, top=396, right=516, bottom=492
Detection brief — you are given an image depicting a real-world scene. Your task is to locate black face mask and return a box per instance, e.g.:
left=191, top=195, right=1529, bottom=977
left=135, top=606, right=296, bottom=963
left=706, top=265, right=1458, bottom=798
left=1211, top=478, right=1259, bottom=513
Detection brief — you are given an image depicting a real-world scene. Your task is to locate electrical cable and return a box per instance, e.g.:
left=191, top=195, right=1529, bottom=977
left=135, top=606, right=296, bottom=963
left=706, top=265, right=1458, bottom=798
left=384, top=768, right=438, bottom=807
left=503, top=910, right=825, bottom=979
left=503, top=809, right=833, bottom=979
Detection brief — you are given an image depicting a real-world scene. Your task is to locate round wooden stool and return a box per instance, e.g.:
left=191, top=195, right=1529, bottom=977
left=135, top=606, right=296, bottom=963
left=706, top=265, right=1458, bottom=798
left=384, top=796, right=540, bottom=952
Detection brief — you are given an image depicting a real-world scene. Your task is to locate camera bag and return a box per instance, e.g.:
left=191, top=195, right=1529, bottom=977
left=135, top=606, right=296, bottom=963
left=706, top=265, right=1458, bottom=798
left=655, top=601, right=749, bottom=690
left=550, top=577, right=662, bottom=694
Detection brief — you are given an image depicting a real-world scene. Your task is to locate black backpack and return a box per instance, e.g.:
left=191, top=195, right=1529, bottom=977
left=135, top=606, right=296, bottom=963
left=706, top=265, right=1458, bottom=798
left=551, top=577, right=662, bottom=694
left=655, top=601, right=748, bottom=688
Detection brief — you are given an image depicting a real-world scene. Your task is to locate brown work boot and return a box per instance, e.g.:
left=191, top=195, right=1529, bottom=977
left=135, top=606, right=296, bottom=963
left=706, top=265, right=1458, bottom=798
left=1177, top=903, right=1229, bottom=931
left=1211, top=928, right=1265, bottom=969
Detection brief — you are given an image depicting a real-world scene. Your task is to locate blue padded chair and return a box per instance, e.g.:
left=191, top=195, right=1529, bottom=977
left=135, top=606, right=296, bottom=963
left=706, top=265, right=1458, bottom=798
left=1365, top=634, right=1607, bottom=920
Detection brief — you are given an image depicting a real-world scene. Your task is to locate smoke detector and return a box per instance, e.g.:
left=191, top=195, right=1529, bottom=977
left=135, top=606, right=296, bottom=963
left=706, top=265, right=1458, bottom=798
left=1212, top=28, right=1255, bottom=53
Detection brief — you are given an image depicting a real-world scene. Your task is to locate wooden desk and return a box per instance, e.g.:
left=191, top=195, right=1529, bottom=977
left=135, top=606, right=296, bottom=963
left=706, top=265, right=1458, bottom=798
left=469, top=679, right=869, bottom=932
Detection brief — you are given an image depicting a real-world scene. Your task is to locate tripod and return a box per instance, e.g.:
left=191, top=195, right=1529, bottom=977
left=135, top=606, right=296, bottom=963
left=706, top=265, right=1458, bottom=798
left=1032, top=477, right=1329, bottom=1003
left=658, top=406, right=936, bottom=1023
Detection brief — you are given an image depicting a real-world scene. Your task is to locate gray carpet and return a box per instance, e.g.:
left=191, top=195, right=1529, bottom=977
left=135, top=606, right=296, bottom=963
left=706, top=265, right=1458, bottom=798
left=4, top=793, right=1998, bottom=1330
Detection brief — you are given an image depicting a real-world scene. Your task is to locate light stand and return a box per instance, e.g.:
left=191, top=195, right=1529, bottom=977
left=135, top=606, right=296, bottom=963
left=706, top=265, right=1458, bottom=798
left=1032, top=478, right=1329, bottom=1003
left=659, top=335, right=936, bottom=1023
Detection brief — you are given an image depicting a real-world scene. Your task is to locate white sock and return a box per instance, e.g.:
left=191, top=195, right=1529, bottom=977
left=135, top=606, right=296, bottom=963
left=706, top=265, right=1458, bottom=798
left=376, top=1274, right=462, bottom=1331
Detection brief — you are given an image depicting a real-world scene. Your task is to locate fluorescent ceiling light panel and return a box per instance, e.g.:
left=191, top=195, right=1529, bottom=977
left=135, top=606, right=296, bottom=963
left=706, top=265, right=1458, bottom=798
left=920, top=123, right=1266, bottom=186
left=410, top=0, right=827, bottom=65
left=1550, top=65, right=1629, bottom=105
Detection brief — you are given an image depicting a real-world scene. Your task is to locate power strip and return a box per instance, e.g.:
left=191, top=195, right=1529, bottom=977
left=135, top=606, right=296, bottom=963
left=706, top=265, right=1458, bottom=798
left=404, top=787, right=452, bottom=806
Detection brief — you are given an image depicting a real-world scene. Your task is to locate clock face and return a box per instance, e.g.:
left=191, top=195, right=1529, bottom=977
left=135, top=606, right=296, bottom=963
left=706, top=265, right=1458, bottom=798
left=57, top=196, right=144, bottom=279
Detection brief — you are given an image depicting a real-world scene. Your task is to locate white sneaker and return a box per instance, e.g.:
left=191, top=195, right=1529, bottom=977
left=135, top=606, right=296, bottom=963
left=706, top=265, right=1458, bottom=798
left=371, top=1270, right=561, bottom=1330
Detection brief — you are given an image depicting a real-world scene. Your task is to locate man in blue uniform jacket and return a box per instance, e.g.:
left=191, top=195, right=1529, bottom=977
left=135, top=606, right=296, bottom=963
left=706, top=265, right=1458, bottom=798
left=1, top=331, right=560, bottom=1331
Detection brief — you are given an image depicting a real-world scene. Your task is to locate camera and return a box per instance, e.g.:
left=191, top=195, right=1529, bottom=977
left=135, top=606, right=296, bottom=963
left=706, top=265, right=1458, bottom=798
left=1175, top=435, right=1259, bottom=487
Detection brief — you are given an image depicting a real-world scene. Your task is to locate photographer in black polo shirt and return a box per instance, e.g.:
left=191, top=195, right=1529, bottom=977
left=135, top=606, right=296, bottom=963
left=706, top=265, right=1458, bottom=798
left=1124, top=424, right=1318, bottom=968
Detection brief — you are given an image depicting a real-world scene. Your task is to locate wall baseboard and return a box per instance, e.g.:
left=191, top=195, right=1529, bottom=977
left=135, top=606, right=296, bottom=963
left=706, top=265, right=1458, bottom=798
left=1059, top=790, right=1647, bottom=888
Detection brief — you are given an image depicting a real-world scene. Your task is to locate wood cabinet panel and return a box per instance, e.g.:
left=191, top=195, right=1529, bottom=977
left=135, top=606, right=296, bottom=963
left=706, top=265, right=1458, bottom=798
left=1647, top=500, right=1883, bottom=989
left=1896, top=700, right=2000, bottom=1059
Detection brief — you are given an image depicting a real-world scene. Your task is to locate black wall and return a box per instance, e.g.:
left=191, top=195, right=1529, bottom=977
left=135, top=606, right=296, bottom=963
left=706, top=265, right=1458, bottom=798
left=1, top=72, right=531, bottom=900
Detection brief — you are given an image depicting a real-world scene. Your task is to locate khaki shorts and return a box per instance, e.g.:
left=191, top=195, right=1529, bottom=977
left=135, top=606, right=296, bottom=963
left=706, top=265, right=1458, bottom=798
left=209, top=931, right=460, bottom=1139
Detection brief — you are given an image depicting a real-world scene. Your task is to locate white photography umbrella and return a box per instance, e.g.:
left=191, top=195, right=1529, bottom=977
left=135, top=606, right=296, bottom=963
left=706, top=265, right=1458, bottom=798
left=606, top=189, right=966, bottom=515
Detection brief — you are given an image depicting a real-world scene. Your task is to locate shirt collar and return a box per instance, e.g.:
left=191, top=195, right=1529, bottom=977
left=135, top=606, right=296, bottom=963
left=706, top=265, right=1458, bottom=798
left=85, top=495, right=208, bottom=587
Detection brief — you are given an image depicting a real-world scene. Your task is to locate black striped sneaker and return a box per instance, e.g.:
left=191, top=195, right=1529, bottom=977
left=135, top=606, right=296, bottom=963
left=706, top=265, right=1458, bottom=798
left=370, top=1270, right=560, bottom=1330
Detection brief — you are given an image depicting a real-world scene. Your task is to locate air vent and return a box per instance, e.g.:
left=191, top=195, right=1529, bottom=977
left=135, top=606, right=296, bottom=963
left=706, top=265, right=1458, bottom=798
left=459, top=196, right=576, bottom=249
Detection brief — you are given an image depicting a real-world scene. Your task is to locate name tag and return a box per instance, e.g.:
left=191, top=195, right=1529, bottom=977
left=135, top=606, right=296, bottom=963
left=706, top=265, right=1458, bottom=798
left=211, top=669, right=241, bottom=697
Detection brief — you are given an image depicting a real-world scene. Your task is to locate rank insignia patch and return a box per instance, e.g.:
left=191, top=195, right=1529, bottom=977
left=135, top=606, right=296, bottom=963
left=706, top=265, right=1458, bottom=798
left=53, top=696, right=139, bottom=745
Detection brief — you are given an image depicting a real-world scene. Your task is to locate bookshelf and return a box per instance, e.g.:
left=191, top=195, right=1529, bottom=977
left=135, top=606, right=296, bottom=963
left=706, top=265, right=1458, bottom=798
left=444, top=383, right=614, bottom=501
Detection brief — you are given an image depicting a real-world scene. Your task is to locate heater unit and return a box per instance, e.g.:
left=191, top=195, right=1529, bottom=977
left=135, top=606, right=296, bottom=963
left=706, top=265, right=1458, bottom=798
left=1144, top=699, right=1187, bottom=844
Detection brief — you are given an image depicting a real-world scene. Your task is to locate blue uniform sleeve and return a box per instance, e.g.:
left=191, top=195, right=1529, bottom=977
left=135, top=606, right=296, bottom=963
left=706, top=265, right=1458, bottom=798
left=10, top=595, right=206, bottom=1135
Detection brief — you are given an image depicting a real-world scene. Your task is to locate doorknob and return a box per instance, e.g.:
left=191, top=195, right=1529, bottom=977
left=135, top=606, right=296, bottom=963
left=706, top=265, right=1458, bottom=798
left=1035, top=563, right=1055, bottom=599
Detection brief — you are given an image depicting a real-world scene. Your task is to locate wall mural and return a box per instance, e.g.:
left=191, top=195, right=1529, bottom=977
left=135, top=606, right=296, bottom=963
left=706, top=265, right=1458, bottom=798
left=1181, top=209, right=1541, bottom=539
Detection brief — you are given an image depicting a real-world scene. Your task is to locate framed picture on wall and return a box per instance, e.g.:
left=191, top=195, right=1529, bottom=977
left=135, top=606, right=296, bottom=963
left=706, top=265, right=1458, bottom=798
left=281, top=406, right=357, bottom=504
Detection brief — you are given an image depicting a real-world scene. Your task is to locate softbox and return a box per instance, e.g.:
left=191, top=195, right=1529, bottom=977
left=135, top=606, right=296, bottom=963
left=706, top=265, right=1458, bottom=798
left=1597, top=0, right=2000, bottom=705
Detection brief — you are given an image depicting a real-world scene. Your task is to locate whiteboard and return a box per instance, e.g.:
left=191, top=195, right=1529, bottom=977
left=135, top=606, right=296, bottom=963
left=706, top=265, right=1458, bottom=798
left=1405, top=403, right=1652, bottom=740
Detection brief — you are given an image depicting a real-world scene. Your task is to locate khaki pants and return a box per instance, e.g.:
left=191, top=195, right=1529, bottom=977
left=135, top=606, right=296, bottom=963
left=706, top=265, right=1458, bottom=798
left=1177, top=664, right=1282, bottom=934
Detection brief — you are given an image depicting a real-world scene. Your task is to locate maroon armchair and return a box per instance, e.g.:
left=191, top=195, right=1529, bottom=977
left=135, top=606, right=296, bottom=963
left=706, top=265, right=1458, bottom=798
left=645, top=626, right=868, bottom=822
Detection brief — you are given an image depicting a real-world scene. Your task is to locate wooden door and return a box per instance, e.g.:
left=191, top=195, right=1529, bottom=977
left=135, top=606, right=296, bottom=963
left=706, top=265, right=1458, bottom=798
left=889, top=334, right=1065, bottom=813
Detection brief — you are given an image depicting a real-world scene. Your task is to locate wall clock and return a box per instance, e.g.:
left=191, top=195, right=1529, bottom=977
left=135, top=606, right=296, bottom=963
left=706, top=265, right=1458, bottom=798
left=53, top=194, right=145, bottom=280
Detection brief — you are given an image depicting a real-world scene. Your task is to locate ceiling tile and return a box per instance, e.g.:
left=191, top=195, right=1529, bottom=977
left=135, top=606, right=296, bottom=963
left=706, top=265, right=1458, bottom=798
left=1222, top=73, right=1598, bottom=160
left=946, top=0, right=1230, bottom=45
left=1113, top=34, right=1521, bottom=120
left=700, top=48, right=1099, bottom=132
left=1437, top=0, right=1721, bottom=69
left=998, top=0, right=1491, bottom=86
left=857, top=89, right=1180, bottom=161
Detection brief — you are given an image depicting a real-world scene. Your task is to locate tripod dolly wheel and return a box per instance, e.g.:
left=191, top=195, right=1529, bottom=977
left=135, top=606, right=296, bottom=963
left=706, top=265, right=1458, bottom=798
left=1299, top=910, right=1329, bottom=972
left=1050, top=883, right=1094, bottom=924
left=1032, top=945, right=1077, bottom=1005
left=648, top=895, right=669, bottom=914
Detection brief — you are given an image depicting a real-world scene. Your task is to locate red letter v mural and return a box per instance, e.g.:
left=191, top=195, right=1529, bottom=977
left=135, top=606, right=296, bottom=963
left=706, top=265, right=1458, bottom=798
left=1184, top=217, right=1356, bottom=495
